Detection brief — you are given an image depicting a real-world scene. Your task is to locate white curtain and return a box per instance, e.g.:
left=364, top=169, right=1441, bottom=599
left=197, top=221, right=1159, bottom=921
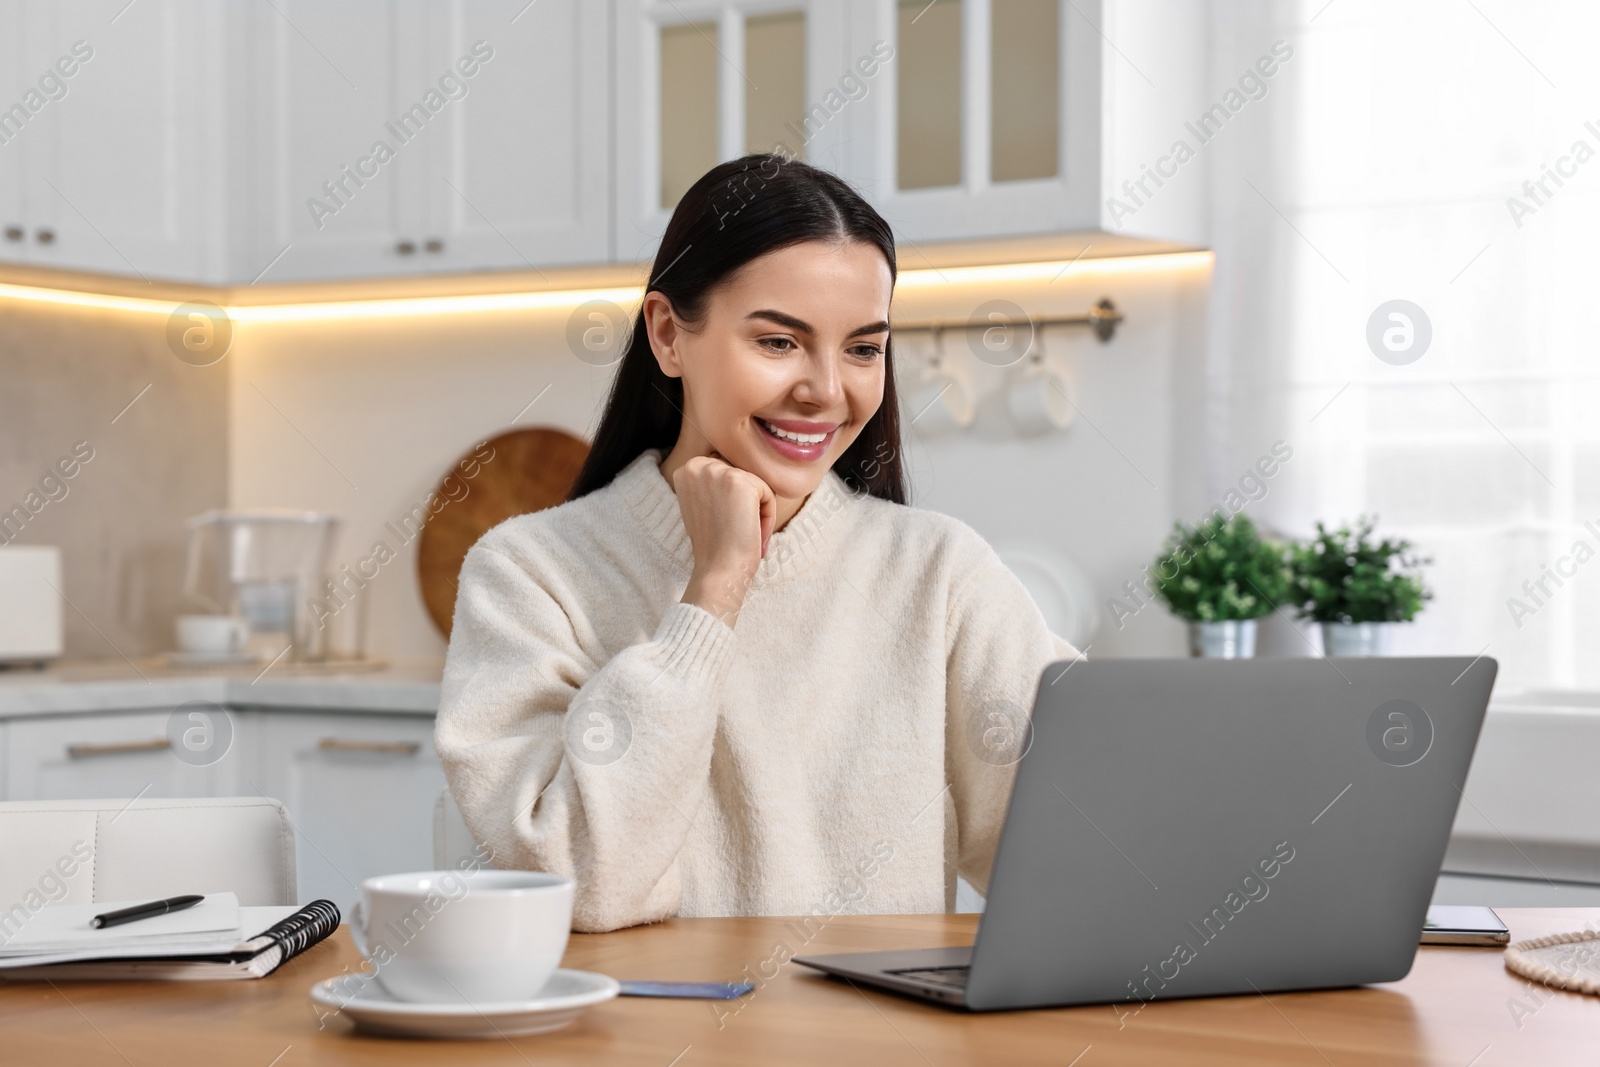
left=1202, top=0, right=1599, bottom=692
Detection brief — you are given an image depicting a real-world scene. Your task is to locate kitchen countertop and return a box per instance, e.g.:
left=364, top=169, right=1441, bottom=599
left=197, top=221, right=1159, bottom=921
left=0, top=661, right=1585, bottom=719
left=0, top=659, right=443, bottom=717
left=0, top=660, right=1589, bottom=727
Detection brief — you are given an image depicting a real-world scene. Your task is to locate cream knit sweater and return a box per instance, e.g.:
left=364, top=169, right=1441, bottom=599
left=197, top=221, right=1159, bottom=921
left=436, top=450, right=1079, bottom=933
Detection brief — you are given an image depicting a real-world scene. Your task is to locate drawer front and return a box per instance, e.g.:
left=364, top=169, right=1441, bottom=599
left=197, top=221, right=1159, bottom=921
left=5, top=709, right=236, bottom=802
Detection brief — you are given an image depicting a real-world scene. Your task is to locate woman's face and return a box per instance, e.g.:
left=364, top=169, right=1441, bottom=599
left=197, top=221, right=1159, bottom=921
left=648, top=239, right=894, bottom=502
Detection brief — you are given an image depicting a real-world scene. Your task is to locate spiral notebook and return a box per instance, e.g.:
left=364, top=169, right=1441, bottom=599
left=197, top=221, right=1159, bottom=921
left=0, top=899, right=341, bottom=981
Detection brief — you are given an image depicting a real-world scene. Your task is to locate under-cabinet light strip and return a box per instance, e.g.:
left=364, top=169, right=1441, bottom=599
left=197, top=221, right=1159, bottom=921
left=0, top=282, right=175, bottom=317
left=228, top=286, right=645, bottom=324
left=0, top=251, right=1211, bottom=324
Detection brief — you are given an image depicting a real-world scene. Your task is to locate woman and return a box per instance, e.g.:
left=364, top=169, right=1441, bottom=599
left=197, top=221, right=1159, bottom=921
left=437, top=155, right=1079, bottom=933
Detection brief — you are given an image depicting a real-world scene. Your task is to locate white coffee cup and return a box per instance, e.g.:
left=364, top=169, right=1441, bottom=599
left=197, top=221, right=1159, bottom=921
left=175, top=614, right=250, bottom=655
left=1007, top=365, right=1075, bottom=436
left=349, top=869, right=574, bottom=1004
left=905, top=373, right=975, bottom=436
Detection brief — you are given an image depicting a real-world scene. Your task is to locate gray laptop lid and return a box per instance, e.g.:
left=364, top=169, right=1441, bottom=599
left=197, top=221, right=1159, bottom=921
left=965, top=656, right=1495, bottom=1011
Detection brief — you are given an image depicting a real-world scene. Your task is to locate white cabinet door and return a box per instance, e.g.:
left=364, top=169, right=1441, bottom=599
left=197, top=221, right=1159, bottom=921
left=412, top=0, right=611, bottom=271
left=0, top=1, right=65, bottom=268
left=239, top=0, right=614, bottom=280
left=0, top=2, right=32, bottom=265
left=5, top=711, right=231, bottom=801
left=21, top=0, right=222, bottom=281
left=252, top=712, right=444, bottom=907
left=239, top=0, right=430, bottom=283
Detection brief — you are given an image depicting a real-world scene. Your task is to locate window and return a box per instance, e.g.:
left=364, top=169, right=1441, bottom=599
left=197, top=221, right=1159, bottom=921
left=1206, top=2, right=1599, bottom=691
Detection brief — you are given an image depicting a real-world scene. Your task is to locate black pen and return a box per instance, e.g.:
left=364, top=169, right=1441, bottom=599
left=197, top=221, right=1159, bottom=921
left=91, top=894, right=206, bottom=929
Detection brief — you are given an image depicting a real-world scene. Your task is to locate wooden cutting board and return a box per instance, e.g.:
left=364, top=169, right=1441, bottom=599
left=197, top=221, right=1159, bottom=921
left=417, top=427, right=590, bottom=637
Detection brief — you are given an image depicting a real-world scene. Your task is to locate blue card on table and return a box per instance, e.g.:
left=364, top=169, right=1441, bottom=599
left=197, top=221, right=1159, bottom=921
left=618, top=981, right=755, bottom=1000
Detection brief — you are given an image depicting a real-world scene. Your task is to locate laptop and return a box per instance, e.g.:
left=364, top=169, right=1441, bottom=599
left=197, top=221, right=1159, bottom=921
left=794, top=656, right=1497, bottom=1011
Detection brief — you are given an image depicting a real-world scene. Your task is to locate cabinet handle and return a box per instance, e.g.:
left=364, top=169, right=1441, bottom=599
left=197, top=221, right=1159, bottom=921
left=35, top=227, right=55, bottom=245
left=395, top=239, right=416, bottom=255
left=67, top=738, right=171, bottom=759
left=3, top=225, right=21, bottom=242
left=424, top=238, right=443, bottom=253
left=318, top=738, right=420, bottom=755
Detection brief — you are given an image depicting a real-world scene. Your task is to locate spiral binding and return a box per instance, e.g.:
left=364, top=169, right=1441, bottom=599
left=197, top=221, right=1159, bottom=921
left=249, top=899, right=341, bottom=963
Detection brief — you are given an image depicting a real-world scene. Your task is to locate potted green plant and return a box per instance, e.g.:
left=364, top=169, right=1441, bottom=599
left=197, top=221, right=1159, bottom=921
left=1152, top=513, right=1289, bottom=658
left=1288, top=517, right=1432, bottom=656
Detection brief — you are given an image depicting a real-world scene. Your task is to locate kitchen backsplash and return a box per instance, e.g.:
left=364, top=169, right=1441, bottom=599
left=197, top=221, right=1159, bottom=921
left=0, top=300, right=227, bottom=658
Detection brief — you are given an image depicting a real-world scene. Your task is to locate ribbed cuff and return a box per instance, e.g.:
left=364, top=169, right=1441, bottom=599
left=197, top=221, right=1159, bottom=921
left=651, top=602, right=736, bottom=687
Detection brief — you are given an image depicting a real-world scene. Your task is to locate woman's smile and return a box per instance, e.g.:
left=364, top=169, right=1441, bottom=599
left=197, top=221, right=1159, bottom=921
left=755, top=417, right=840, bottom=462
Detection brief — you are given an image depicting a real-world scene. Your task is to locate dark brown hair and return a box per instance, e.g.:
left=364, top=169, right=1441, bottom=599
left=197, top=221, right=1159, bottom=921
left=567, top=154, right=907, bottom=504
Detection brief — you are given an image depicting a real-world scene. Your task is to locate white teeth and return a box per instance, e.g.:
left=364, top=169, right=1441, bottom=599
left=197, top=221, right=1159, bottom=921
left=761, top=420, right=828, bottom=445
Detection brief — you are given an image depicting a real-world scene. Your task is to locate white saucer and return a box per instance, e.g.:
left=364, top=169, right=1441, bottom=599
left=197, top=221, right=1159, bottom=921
left=309, top=969, right=619, bottom=1039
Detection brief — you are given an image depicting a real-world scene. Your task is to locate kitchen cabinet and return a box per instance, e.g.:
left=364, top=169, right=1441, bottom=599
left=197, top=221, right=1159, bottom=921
left=239, top=0, right=612, bottom=282
left=247, top=711, right=446, bottom=907
left=1, top=0, right=612, bottom=283
left=0, top=1, right=65, bottom=269
left=2, top=0, right=1193, bottom=285
left=615, top=0, right=1112, bottom=254
left=4, top=711, right=231, bottom=801
left=839, top=0, right=1105, bottom=242
left=0, top=0, right=226, bottom=279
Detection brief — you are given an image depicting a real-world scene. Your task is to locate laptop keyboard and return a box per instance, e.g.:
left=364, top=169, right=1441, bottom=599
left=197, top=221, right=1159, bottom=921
left=889, top=965, right=970, bottom=988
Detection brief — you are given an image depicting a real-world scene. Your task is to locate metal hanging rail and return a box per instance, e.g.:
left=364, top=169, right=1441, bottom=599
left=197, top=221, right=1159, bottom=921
left=891, top=298, right=1123, bottom=343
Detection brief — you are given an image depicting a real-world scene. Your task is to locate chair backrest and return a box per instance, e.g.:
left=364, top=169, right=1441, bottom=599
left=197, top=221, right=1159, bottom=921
left=433, top=788, right=495, bottom=871
left=0, top=797, right=297, bottom=908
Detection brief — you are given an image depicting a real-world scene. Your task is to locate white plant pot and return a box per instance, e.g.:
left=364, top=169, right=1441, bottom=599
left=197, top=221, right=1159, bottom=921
left=1187, top=620, right=1258, bottom=659
left=1321, top=622, right=1392, bottom=656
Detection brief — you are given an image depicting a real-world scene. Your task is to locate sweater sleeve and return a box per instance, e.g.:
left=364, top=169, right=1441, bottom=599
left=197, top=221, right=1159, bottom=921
left=943, top=536, right=1082, bottom=898
left=434, top=539, right=733, bottom=932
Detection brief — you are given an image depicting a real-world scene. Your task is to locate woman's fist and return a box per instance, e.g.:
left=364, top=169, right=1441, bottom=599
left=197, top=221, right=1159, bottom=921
left=673, top=453, right=775, bottom=627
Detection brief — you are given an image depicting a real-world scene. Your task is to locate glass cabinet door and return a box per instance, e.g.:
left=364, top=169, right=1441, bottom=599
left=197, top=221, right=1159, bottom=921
left=616, top=1, right=847, bottom=254
left=859, top=0, right=1098, bottom=242
left=618, top=0, right=1098, bottom=253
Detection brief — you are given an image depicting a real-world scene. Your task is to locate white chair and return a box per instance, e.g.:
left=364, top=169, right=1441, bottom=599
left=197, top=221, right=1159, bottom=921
left=0, top=797, right=297, bottom=907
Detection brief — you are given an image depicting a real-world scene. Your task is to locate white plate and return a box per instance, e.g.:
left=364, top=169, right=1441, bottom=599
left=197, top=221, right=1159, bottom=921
left=993, top=543, right=1101, bottom=649
left=309, top=968, right=619, bottom=1039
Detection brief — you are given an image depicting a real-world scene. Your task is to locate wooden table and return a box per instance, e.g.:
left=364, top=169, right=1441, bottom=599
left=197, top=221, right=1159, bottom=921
left=4, top=909, right=1600, bottom=1066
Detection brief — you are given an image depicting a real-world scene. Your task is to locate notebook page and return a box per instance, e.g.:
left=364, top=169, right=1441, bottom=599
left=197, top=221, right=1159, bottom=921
left=0, top=893, right=241, bottom=956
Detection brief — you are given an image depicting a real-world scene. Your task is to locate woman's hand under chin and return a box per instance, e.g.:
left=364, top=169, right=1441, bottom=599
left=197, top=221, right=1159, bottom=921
left=672, top=452, right=776, bottom=628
